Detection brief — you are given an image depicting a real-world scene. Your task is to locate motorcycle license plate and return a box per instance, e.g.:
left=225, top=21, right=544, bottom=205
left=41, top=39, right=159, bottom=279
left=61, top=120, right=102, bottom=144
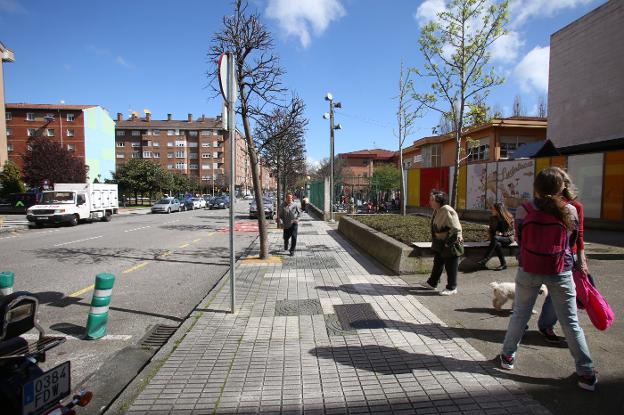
left=22, top=361, right=71, bottom=415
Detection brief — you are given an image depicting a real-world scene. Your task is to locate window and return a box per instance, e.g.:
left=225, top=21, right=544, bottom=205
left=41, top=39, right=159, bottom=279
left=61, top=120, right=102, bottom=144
left=116, top=153, right=125, bottom=159
left=116, top=141, right=125, bottom=147
left=201, top=176, right=210, bottom=181
left=143, top=151, right=152, bottom=158
left=189, top=131, right=198, bottom=137
left=202, top=153, right=211, bottom=159
left=189, top=164, right=199, bottom=169
left=6, top=128, right=11, bottom=136
left=468, top=138, right=490, bottom=161
left=189, top=153, right=198, bottom=159
left=499, top=136, right=530, bottom=159
left=167, top=152, right=174, bottom=159
left=175, top=162, right=186, bottom=170
left=27, top=128, right=36, bottom=137
left=27, top=144, right=32, bottom=151
left=67, top=144, right=75, bottom=152
left=212, top=152, right=218, bottom=158
left=167, top=130, right=174, bottom=136
left=5, top=112, right=11, bottom=120
left=132, top=152, right=140, bottom=158
left=175, top=140, right=186, bottom=147
left=188, top=142, right=198, bottom=147
left=132, top=130, right=141, bottom=136
left=167, top=142, right=174, bottom=147
left=26, top=113, right=35, bottom=121
left=116, top=130, right=125, bottom=137
left=213, top=141, right=219, bottom=147
left=143, top=140, right=150, bottom=147
left=152, top=141, right=160, bottom=147
left=152, top=129, right=160, bottom=135
left=421, top=144, right=441, bottom=168
left=7, top=144, right=13, bottom=152
left=175, top=151, right=185, bottom=158
left=167, top=164, right=173, bottom=169
left=202, top=164, right=211, bottom=170
left=175, top=129, right=180, bottom=135
left=213, top=162, right=219, bottom=169
left=131, top=142, right=141, bottom=148
left=66, top=113, right=75, bottom=122
left=47, top=129, right=55, bottom=137
left=200, top=130, right=211, bottom=136
left=153, top=152, right=160, bottom=158
left=66, top=128, right=75, bottom=137
left=201, top=143, right=210, bottom=148
left=212, top=131, right=218, bottom=136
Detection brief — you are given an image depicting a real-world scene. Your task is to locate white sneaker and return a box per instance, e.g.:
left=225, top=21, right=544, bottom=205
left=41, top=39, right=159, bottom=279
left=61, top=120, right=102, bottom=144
left=440, top=289, right=457, bottom=296
left=420, top=282, right=436, bottom=290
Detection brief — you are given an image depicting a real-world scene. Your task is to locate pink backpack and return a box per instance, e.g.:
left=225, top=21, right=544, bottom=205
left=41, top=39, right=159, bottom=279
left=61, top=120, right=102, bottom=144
left=574, top=269, right=615, bottom=331
left=520, top=202, right=568, bottom=275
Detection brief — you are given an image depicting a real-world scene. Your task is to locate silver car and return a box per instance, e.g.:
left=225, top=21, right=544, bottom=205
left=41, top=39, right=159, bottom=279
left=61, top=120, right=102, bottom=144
left=151, top=198, right=181, bottom=214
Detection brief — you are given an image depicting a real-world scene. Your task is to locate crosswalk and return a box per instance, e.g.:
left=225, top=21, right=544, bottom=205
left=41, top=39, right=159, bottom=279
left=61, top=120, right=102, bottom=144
left=0, top=216, right=29, bottom=228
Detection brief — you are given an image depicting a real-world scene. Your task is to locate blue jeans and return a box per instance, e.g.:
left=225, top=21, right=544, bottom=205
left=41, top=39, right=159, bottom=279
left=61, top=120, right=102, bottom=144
left=538, top=294, right=557, bottom=330
left=502, top=268, right=594, bottom=376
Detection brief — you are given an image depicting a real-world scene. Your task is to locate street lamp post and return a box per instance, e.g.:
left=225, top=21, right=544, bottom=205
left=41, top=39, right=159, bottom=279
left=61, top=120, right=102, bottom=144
left=323, top=93, right=342, bottom=222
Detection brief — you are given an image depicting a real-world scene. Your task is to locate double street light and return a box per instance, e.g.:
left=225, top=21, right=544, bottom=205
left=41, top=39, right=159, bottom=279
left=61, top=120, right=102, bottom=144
left=323, top=93, right=342, bottom=222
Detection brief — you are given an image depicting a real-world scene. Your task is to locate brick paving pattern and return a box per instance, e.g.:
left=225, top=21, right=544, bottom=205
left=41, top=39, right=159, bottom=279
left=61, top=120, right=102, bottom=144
left=126, top=215, right=551, bottom=414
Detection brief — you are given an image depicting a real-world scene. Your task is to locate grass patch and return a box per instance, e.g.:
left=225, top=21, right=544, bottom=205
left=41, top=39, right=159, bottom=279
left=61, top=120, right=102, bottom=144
left=352, top=214, right=489, bottom=245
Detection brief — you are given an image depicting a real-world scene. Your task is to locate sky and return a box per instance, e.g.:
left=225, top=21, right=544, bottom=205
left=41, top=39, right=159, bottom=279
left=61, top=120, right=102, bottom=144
left=0, top=0, right=605, bottom=168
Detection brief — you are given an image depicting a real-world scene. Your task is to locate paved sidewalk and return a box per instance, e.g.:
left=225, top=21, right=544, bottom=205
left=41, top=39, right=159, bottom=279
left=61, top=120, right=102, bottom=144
left=124, top=214, right=550, bottom=414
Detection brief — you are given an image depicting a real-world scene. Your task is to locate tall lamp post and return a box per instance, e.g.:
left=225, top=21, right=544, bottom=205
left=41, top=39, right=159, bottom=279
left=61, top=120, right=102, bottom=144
left=323, top=93, right=342, bottom=222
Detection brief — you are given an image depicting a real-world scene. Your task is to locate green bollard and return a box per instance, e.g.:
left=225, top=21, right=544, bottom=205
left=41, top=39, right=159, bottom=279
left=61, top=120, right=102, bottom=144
left=85, top=273, right=115, bottom=340
left=0, top=271, right=14, bottom=297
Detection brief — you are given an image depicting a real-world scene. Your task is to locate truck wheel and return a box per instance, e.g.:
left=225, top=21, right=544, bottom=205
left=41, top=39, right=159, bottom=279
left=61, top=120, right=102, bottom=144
left=68, top=215, right=79, bottom=226
left=102, top=211, right=112, bottom=222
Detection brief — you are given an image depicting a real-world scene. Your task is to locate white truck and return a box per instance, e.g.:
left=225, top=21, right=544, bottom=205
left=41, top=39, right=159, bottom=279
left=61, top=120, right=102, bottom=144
left=26, top=183, right=119, bottom=227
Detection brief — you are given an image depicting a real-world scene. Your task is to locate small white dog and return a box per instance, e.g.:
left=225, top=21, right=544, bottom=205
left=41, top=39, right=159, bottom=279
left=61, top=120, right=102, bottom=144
left=489, top=281, right=548, bottom=312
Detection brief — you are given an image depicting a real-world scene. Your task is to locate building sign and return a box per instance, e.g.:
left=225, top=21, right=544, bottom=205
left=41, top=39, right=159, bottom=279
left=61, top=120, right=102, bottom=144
left=496, top=160, right=535, bottom=210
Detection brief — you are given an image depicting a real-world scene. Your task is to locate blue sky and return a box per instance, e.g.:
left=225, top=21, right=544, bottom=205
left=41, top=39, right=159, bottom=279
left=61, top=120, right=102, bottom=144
left=1, top=0, right=604, bottom=167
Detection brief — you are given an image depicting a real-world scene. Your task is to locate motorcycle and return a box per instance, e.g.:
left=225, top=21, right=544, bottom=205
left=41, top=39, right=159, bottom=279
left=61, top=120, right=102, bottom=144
left=0, top=291, right=92, bottom=415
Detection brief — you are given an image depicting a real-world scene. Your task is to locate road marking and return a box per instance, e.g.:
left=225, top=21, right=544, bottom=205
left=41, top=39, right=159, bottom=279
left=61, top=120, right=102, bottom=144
left=124, top=225, right=152, bottom=233
left=69, top=284, right=95, bottom=298
left=122, top=261, right=149, bottom=274
left=179, top=243, right=190, bottom=248
left=54, top=235, right=103, bottom=247
left=21, top=333, right=132, bottom=341
left=192, top=238, right=201, bottom=243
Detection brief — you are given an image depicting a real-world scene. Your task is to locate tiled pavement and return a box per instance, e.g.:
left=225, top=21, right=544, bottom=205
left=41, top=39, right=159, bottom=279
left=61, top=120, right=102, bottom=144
left=125, top=215, right=550, bottom=414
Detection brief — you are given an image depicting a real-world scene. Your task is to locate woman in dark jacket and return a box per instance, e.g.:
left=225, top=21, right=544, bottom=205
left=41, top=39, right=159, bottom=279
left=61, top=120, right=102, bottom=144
left=477, top=202, right=515, bottom=270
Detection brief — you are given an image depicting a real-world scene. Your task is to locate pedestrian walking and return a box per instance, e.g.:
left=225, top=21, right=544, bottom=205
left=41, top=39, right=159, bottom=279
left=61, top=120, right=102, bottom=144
left=421, top=190, right=463, bottom=296
left=477, top=201, right=515, bottom=270
left=499, top=167, right=597, bottom=391
left=301, top=196, right=308, bottom=213
left=537, top=167, right=588, bottom=343
left=279, top=193, right=300, bottom=257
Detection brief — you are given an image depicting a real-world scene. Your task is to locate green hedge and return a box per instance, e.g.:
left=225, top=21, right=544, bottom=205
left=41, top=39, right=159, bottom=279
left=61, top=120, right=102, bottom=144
left=352, top=214, right=489, bottom=245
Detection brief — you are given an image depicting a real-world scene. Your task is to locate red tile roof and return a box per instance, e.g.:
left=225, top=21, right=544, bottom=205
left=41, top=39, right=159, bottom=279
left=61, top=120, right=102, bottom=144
left=6, top=103, right=98, bottom=110
left=339, top=148, right=397, bottom=159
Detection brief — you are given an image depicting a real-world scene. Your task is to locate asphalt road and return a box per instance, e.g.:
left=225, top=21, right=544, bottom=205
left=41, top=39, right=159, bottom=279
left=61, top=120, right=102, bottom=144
left=401, top=238, right=624, bottom=415
left=0, top=201, right=260, bottom=412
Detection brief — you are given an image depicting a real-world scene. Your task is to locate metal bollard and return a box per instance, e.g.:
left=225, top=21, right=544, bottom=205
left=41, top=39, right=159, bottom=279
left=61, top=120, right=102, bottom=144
left=85, top=273, right=115, bottom=340
left=0, top=271, right=14, bottom=297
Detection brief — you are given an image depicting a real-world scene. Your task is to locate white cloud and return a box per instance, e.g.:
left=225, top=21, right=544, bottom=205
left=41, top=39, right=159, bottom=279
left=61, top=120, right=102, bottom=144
left=0, top=0, right=27, bottom=14
left=490, top=31, right=524, bottom=62
left=86, top=44, right=110, bottom=56
left=265, top=0, right=346, bottom=48
left=509, top=0, right=595, bottom=27
left=414, top=0, right=446, bottom=27
left=115, top=56, right=135, bottom=69
left=514, top=45, right=549, bottom=93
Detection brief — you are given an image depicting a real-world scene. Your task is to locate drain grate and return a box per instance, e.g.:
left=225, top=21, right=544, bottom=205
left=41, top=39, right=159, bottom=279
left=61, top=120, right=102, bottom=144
left=275, top=299, right=323, bottom=316
left=325, top=314, right=357, bottom=336
left=139, top=324, right=178, bottom=348
left=334, top=303, right=386, bottom=330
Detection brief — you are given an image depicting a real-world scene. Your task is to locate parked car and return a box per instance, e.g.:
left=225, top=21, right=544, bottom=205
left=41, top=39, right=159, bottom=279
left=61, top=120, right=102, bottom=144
left=211, top=197, right=229, bottom=209
left=192, top=197, right=206, bottom=208
left=204, top=196, right=215, bottom=208
left=243, top=194, right=254, bottom=200
left=179, top=199, right=194, bottom=211
left=249, top=199, right=274, bottom=219
left=151, top=197, right=181, bottom=214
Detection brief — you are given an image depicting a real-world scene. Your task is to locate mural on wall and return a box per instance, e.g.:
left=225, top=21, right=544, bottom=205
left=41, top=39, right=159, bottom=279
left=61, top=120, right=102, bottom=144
left=486, top=162, right=498, bottom=207
left=467, top=164, right=488, bottom=209
left=496, top=160, right=535, bottom=210
left=568, top=153, right=604, bottom=218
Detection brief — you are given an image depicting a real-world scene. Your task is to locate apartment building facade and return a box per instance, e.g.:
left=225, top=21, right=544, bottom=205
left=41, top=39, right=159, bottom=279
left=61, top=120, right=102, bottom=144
left=5, top=103, right=115, bottom=181
left=115, top=112, right=252, bottom=192
left=1, top=42, right=16, bottom=167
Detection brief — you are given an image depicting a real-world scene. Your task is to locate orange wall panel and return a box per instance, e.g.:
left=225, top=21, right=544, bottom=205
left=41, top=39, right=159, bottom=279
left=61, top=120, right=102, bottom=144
left=602, top=150, right=624, bottom=220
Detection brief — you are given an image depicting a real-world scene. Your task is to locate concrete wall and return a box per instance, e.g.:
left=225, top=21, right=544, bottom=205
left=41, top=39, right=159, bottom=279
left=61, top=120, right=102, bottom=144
left=84, top=106, right=115, bottom=180
left=548, top=0, right=624, bottom=150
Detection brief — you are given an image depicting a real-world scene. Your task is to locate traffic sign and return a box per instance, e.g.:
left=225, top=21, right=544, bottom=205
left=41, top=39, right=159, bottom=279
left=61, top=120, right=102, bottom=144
left=218, top=53, right=238, bottom=106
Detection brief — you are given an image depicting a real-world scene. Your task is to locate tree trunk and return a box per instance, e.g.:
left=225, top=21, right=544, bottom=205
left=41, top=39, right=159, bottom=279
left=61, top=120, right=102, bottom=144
left=276, top=163, right=281, bottom=228
left=399, top=146, right=406, bottom=216
left=451, top=130, right=461, bottom=209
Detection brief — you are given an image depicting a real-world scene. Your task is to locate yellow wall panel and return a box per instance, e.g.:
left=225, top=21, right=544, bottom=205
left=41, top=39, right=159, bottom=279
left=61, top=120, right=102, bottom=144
left=457, top=165, right=467, bottom=210
left=550, top=156, right=567, bottom=169
left=602, top=150, right=624, bottom=220
left=407, top=168, right=420, bottom=207
left=534, top=157, right=550, bottom=175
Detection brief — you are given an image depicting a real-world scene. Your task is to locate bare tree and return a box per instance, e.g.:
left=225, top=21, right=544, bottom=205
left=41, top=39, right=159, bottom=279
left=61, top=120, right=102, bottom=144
left=394, top=60, right=422, bottom=216
left=413, top=0, right=509, bottom=208
left=512, top=94, right=526, bottom=117
left=207, top=0, right=286, bottom=258
left=537, top=95, right=547, bottom=118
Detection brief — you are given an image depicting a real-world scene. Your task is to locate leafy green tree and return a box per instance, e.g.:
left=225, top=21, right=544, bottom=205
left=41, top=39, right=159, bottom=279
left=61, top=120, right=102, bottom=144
left=22, top=137, right=87, bottom=187
left=113, top=159, right=163, bottom=204
left=372, top=164, right=401, bottom=195
left=0, top=160, right=26, bottom=197
left=413, top=0, right=509, bottom=207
